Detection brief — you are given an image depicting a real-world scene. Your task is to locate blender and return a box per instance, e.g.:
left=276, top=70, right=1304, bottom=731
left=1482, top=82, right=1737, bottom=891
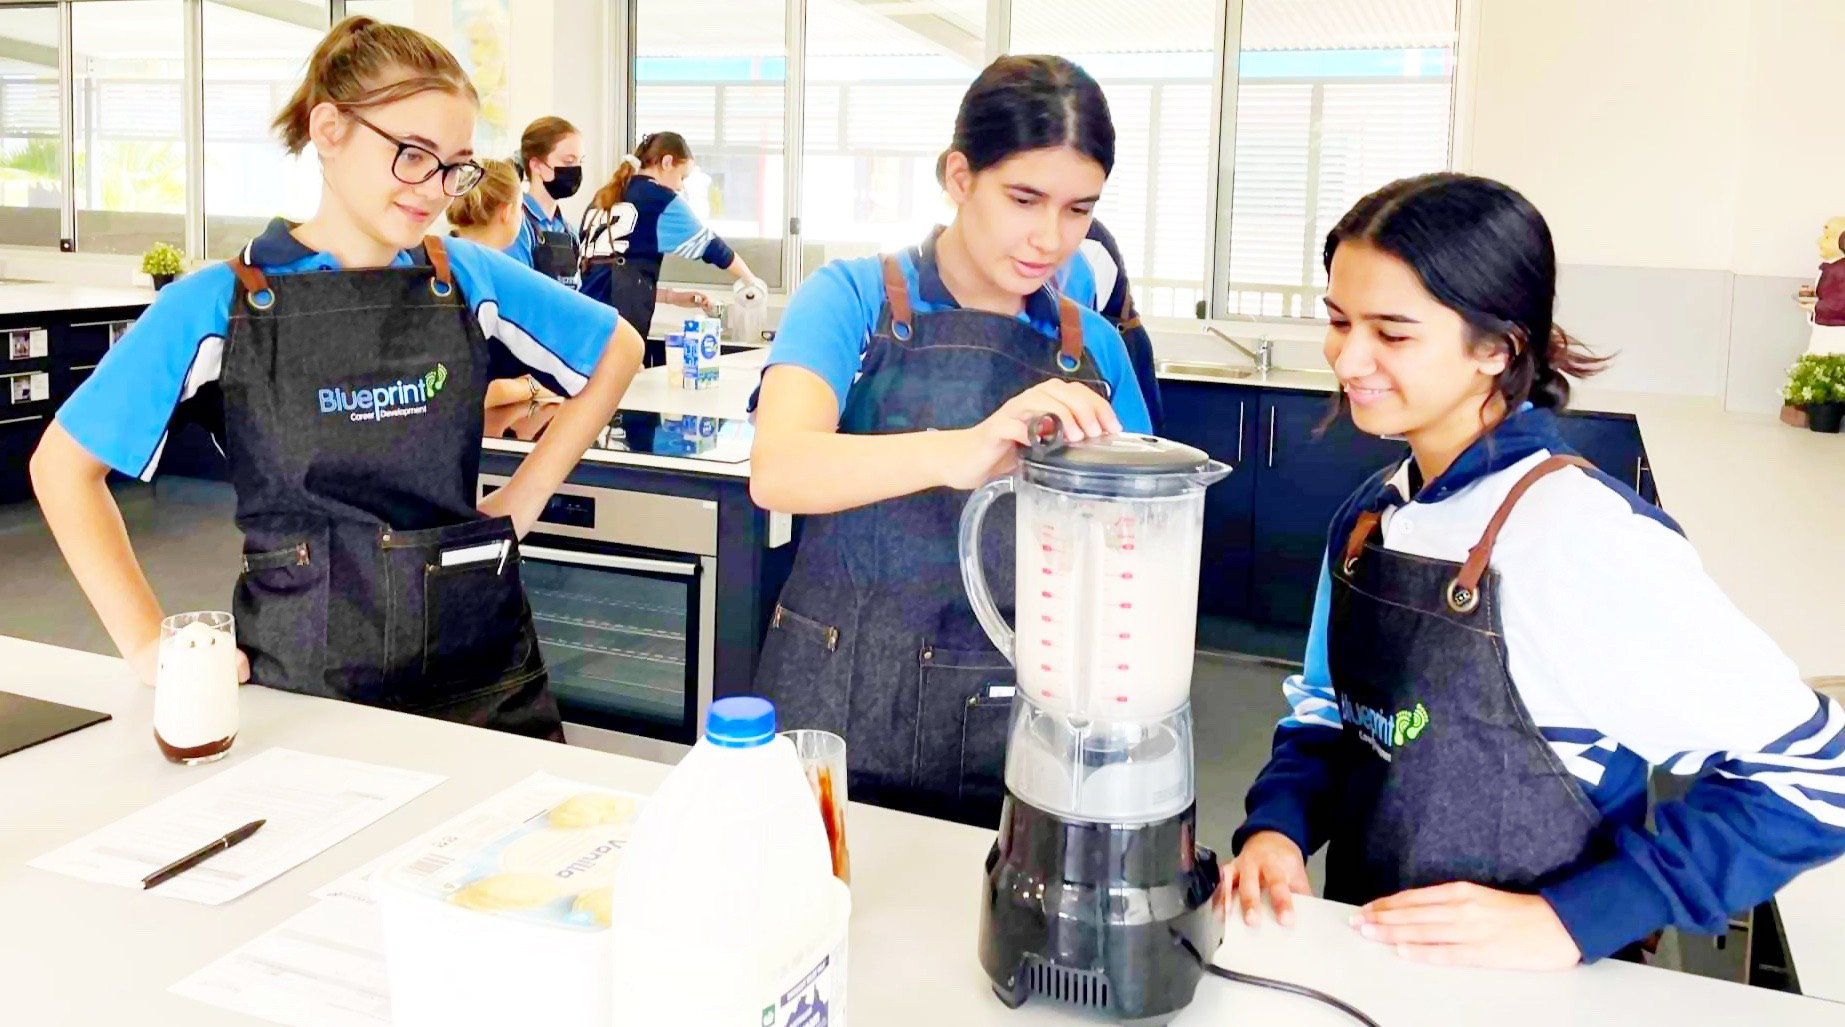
left=959, top=416, right=1229, bottom=1025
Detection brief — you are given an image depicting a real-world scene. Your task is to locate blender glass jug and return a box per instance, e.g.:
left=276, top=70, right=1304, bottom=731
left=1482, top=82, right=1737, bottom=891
left=959, top=417, right=1228, bottom=822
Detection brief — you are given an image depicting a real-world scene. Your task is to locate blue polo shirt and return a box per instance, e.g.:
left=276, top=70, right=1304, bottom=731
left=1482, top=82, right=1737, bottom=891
left=57, top=218, right=620, bottom=481
left=761, top=246, right=1152, bottom=433
left=505, top=192, right=578, bottom=283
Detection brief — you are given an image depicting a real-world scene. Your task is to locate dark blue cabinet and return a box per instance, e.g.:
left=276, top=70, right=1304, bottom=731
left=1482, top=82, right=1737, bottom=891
left=1554, top=411, right=1656, bottom=505
left=1249, top=391, right=1408, bottom=627
left=0, top=307, right=146, bottom=504
left=1160, top=382, right=1662, bottom=635
left=1161, top=381, right=1407, bottom=628
left=1160, top=381, right=1258, bottom=618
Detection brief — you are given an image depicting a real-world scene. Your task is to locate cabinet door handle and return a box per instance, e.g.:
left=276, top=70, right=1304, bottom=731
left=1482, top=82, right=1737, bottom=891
left=1267, top=407, right=1277, bottom=468
left=1236, top=401, right=1245, bottom=463
left=1634, top=456, right=1643, bottom=493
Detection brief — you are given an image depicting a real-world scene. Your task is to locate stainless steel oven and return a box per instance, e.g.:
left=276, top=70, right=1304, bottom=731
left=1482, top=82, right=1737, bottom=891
left=478, top=475, right=716, bottom=762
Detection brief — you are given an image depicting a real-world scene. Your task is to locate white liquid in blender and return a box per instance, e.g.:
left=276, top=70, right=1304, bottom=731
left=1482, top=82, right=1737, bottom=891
left=1014, top=492, right=1202, bottom=720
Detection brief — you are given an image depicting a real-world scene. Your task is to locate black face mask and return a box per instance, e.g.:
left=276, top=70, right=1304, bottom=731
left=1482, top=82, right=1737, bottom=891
left=546, top=165, right=583, bottom=200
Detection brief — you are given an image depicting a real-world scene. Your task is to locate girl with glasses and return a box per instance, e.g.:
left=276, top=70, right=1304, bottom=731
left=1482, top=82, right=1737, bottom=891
left=32, top=16, right=645, bottom=739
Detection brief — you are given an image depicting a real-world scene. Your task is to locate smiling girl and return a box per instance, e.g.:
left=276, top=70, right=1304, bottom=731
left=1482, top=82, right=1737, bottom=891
left=32, top=17, right=643, bottom=739
left=1228, top=173, right=1845, bottom=970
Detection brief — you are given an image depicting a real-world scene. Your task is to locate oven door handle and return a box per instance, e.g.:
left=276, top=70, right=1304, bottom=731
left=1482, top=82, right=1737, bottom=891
left=518, top=545, right=698, bottom=577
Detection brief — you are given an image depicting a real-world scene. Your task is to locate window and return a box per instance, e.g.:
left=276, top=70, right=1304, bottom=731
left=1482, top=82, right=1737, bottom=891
left=800, top=0, right=991, bottom=276
left=72, top=0, right=187, bottom=256
left=203, top=0, right=327, bottom=257
left=634, top=0, right=787, bottom=289
left=1011, top=0, right=1218, bottom=319
left=0, top=4, right=63, bottom=249
left=1224, top=0, right=1458, bottom=318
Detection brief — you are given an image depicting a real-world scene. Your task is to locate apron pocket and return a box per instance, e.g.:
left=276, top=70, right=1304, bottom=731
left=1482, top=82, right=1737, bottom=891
left=380, top=517, right=528, bottom=702
left=234, top=522, right=330, bottom=692
left=757, top=602, right=849, bottom=734
left=917, top=644, right=1015, bottom=812
left=960, top=686, right=1016, bottom=808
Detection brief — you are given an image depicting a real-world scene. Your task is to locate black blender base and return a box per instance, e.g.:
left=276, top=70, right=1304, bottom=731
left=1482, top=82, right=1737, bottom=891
left=990, top=975, right=1187, bottom=1027
left=979, top=795, right=1225, bottom=1023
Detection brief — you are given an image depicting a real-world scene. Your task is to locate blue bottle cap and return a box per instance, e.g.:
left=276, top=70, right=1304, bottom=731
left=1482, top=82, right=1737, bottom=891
left=706, top=697, right=777, bottom=747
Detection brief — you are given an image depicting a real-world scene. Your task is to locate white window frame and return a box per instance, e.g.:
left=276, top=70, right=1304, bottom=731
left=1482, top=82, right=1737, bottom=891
left=0, top=0, right=339, bottom=258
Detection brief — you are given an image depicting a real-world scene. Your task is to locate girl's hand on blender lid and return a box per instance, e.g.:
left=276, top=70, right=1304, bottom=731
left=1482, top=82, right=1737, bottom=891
left=997, top=379, right=1121, bottom=443
left=940, top=380, right=1121, bottom=490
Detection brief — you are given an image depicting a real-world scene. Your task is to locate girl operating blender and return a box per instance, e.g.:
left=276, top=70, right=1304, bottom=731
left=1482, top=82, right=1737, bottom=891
left=749, top=55, right=1150, bottom=828
left=1227, top=173, right=1845, bottom=970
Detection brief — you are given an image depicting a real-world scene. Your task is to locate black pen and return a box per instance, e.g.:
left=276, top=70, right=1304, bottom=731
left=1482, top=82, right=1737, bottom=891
left=141, top=819, right=266, bottom=890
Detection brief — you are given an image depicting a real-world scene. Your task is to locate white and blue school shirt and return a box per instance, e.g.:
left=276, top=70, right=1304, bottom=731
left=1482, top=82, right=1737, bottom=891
left=1234, top=404, right=1845, bottom=961
left=57, top=217, right=620, bottom=481
left=759, top=248, right=1152, bottom=433
left=504, top=192, right=578, bottom=281
left=578, top=176, right=737, bottom=269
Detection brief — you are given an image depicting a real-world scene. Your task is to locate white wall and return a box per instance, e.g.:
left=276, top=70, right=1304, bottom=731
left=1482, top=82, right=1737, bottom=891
left=1729, top=0, right=1845, bottom=279
left=1467, top=0, right=1748, bottom=273
left=1460, top=0, right=1842, bottom=408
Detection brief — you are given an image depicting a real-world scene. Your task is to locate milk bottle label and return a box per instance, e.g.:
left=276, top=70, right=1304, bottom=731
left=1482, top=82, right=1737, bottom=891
left=766, top=939, right=846, bottom=1027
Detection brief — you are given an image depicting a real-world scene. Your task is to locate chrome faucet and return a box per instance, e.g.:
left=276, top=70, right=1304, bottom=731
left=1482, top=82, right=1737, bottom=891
left=1205, top=325, right=1273, bottom=377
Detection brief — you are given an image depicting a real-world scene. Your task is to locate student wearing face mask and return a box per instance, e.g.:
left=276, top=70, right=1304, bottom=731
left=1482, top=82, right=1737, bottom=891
left=579, top=132, right=764, bottom=364
left=31, top=18, right=644, bottom=738
left=508, top=116, right=584, bottom=286
left=749, top=56, right=1150, bottom=828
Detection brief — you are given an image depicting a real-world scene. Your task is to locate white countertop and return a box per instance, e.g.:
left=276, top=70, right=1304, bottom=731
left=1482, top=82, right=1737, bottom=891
left=0, top=281, right=154, bottom=316
left=4, top=634, right=1838, bottom=1026
left=482, top=349, right=767, bottom=479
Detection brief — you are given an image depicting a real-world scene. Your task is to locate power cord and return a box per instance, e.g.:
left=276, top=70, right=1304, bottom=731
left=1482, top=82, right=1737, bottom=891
left=1177, top=934, right=1384, bottom=1027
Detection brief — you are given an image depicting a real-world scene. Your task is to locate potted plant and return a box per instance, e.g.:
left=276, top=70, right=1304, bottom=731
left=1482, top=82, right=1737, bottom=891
left=141, top=242, right=183, bottom=290
left=1784, top=354, right=1845, bottom=433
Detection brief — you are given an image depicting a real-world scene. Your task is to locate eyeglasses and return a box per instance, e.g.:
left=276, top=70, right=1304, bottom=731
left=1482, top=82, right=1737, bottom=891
left=348, top=112, right=484, bottom=197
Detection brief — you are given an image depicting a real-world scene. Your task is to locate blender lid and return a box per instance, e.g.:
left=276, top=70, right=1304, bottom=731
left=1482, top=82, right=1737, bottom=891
left=1024, top=414, right=1212, bottom=475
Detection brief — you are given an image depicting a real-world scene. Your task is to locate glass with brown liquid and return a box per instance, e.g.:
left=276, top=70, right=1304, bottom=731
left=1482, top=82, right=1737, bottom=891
left=153, top=612, right=239, bottom=764
left=783, top=729, right=850, bottom=883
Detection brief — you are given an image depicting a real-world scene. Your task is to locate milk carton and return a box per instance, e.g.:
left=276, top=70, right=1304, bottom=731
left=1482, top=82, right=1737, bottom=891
left=681, top=318, right=705, bottom=390
left=606, top=697, right=851, bottom=1024
left=663, top=330, right=684, bottom=388
left=688, top=316, right=721, bottom=390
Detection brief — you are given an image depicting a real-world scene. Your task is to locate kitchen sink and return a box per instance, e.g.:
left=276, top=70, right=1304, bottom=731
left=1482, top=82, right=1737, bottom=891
left=1155, top=360, right=1259, bottom=380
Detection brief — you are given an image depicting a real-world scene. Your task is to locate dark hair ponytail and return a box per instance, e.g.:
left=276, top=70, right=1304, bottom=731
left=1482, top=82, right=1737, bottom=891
left=1323, top=173, right=1606, bottom=411
left=591, top=131, right=693, bottom=212
left=949, top=55, right=1114, bottom=178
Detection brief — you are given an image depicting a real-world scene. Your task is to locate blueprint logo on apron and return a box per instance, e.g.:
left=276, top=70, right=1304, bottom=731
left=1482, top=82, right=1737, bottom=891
left=317, top=363, right=447, bottom=423
left=1340, top=695, right=1431, bottom=763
